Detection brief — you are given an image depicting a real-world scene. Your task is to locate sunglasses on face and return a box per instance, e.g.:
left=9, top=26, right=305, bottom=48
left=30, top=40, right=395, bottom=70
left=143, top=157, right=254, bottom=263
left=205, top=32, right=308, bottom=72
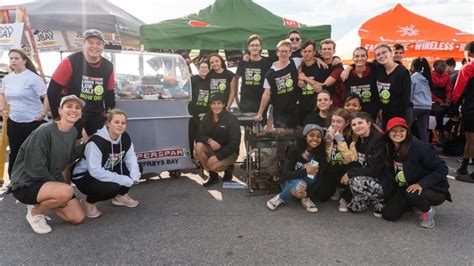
left=290, top=37, right=301, bottom=42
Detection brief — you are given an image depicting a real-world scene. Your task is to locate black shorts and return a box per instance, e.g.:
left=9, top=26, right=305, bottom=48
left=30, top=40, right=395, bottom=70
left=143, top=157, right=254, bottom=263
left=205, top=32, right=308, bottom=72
left=12, top=181, right=47, bottom=205
left=462, top=116, right=474, bottom=132
left=74, top=113, right=106, bottom=139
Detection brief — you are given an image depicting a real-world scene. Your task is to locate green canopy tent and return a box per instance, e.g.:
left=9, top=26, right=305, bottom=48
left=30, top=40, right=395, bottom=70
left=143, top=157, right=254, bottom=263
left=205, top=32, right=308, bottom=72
left=140, top=0, right=331, bottom=51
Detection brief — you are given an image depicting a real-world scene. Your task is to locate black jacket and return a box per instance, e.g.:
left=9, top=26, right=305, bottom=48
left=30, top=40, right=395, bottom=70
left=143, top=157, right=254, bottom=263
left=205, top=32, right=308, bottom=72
left=367, top=137, right=450, bottom=200
left=195, top=110, right=241, bottom=160
left=347, top=130, right=383, bottom=179
left=280, top=138, right=327, bottom=184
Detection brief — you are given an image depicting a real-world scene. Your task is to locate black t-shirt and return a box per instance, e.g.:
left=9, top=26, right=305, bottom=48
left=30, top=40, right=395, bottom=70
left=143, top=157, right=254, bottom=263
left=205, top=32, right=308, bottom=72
left=303, top=110, right=329, bottom=128
left=374, top=63, right=411, bottom=123
left=300, top=62, right=319, bottom=112
left=189, top=74, right=210, bottom=116
left=208, top=69, right=235, bottom=102
left=236, top=57, right=270, bottom=113
left=344, top=64, right=380, bottom=118
left=291, top=49, right=301, bottom=59
left=265, top=59, right=300, bottom=116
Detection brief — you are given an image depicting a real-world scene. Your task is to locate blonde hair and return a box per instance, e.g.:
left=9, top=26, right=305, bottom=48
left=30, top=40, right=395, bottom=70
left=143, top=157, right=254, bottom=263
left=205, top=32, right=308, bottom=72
left=276, top=39, right=292, bottom=50
left=106, top=108, right=128, bottom=122
left=374, top=43, right=392, bottom=52
left=320, top=38, right=336, bottom=49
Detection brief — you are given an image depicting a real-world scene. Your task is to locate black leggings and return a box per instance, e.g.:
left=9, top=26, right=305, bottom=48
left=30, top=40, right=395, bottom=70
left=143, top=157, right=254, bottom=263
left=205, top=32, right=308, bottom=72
left=382, top=188, right=446, bottom=221
left=73, top=174, right=130, bottom=204
left=309, top=164, right=346, bottom=202
left=7, top=119, right=43, bottom=176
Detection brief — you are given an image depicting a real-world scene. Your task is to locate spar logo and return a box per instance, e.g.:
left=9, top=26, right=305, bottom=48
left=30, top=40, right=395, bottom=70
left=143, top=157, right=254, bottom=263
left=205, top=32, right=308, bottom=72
left=188, top=20, right=217, bottom=28
left=137, top=148, right=191, bottom=161
left=283, top=18, right=301, bottom=28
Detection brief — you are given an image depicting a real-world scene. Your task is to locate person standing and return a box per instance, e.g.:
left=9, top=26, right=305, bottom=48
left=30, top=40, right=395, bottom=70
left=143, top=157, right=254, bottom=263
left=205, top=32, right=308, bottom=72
left=47, top=29, right=115, bottom=141
left=409, top=57, right=433, bottom=142
left=0, top=49, right=48, bottom=176
left=207, top=53, right=236, bottom=110
left=188, top=60, right=211, bottom=159
left=8, top=95, right=86, bottom=234
left=235, top=34, right=270, bottom=113
left=452, top=41, right=474, bottom=182
left=431, top=60, right=452, bottom=134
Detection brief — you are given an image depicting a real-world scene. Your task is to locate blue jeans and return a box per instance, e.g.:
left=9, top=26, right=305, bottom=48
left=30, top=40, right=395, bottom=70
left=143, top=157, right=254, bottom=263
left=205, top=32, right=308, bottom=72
left=279, top=177, right=316, bottom=201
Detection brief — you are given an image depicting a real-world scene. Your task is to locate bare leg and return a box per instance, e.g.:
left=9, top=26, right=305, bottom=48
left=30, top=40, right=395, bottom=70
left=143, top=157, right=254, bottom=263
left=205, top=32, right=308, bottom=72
left=32, top=182, right=75, bottom=216
left=53, top=198, right=85, bottom=224
left=194, top=142, right=211, bottom=170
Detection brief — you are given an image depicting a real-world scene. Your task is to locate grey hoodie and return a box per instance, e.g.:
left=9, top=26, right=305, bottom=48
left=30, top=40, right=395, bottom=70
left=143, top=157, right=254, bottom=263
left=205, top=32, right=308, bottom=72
left=72, top=126, right=140, bottom=187
left=410, top=72, right=432, bottom=110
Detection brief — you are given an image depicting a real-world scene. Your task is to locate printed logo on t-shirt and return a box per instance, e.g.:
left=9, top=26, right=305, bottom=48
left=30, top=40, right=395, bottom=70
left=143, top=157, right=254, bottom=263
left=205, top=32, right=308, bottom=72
left=377, top=81, right=391, bottom=104
left=80, top=76, right=105, bottom=102
left=357, top=152, right=366, bottom=166
left=104, top=151, right=125, bottom=170
left=351, top=84, right=371, bottom=103
left=302, top=76, right=315, bottom=96
left=244, top=68, right=262, bottom=86
left=275, top=73, right=294, bottom=95
left=330, top=144, right=344, bottom=165
left=393, top=161, right=406, bottom=186
left=196, top=89, right=209, bottom=106
left=210, top=78, right=227, bottom=94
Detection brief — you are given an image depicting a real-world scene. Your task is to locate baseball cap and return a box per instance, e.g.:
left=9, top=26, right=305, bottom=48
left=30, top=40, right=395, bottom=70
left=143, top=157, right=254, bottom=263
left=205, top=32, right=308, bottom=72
left=83, top=29, right=105, bottom=42
left=386, top=117, right=408, bottom=132
left=209, top=93, right=226, bottom=104
left=303, top=124, right=324, bottom=136
left=60, top=95, right=86, bottom=108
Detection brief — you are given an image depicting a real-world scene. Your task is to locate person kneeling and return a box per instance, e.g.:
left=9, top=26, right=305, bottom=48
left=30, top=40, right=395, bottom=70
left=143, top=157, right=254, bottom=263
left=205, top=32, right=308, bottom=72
left=9, top=95, right=86, bottom=234
left=72, top=109, right=141, bottom=218
left=194, top=93, right=241, bottom=187
left=266, top=124, right=327, bottom=213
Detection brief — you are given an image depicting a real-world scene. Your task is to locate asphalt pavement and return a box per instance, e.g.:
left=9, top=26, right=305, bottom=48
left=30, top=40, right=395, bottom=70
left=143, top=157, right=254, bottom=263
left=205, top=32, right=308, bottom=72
left=0, top=155, right=473, bottom=265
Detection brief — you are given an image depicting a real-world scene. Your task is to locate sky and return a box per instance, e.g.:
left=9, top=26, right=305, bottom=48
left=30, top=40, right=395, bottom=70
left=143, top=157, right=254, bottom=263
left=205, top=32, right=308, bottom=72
left=2, top=0, right=473, bottom=39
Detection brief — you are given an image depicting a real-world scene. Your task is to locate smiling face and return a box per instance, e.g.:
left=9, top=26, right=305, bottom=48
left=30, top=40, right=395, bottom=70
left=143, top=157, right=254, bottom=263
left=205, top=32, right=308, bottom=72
left=209, top=55, right=223, bottom=72
left=389, top=126, right=408, bottom=144
left=331, top=114, right=348, bottom=132
left=288, top=33, right=301, bottom=51
left=316, top=92, right=332, bottom=111
left=393, top=49, right=404, bottom=62
left=375, top=47, right=393, bottom=65
left=8, top=51, right=27, bottom=73
left=59, top=100, right=82, bottom=124
left=353, top=48, right=368, bottom=67
left=210, top=100, right=225, bottom=115
left=306, top=129, right=322, bottom=149
left=83, top=37, right=104, bottom=63
left=320, top=43, right=335, bottom=61
left=107, top=114, right=127, bottom=139
left=248, top=39, right=262, bottom=56
left=277, top=44, right=291, bottom=63
left=351, top=117, right=371, bottom=137
left=198, top=62, right=210, bottom=77
left=344, top=98, right=361, bottom=113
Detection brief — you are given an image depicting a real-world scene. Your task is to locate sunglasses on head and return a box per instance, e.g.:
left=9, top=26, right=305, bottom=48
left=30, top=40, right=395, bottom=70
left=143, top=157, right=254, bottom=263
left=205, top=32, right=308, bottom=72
left=290, top=37, right=300, bottom=42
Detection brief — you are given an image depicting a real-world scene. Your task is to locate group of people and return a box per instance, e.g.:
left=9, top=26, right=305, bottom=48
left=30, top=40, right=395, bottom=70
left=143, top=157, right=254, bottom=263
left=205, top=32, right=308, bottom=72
left=189, top=30, right=474, bottom=229
left=1, top=27, right=472, bottom=234
left=2, top=29, right=141, bottom=234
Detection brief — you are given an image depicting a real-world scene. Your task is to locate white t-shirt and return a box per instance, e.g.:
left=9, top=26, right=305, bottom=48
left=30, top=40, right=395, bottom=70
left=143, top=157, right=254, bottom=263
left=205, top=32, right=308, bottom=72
left=263, top=57, right=302, bottom=89
left=1, top=69, right=46, bottom=123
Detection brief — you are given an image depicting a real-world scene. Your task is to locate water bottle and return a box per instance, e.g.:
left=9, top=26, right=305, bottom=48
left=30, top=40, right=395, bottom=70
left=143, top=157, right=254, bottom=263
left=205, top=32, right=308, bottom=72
left=307, top=160, right=319, bottom=179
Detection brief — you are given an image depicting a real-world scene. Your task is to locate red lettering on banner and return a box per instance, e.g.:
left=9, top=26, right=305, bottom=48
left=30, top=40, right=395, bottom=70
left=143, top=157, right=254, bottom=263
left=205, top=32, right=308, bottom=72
left=283, top=18, right=301, bottom=28
left=137, top=149, right=184, bottom=161
left=188, top=20, right=215, bottom=28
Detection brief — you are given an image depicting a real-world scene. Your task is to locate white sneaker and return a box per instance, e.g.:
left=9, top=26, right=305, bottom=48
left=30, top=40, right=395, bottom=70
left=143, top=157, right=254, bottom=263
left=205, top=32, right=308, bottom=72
left=330, top=190, right=341, bottom=201
left=266, top=195, right=283, bottom=210
left=26, top=205, right=52, bottom=234
left=112, top=194, right=139, bottom=208
left=301, top=198, right=318, bottom=213
left=338, top=198, right=348, bottom=212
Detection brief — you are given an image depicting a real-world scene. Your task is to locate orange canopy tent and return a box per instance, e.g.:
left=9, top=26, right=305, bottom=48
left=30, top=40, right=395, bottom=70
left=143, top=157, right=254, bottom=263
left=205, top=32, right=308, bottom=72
left=358, top=3, right=473, bottom=62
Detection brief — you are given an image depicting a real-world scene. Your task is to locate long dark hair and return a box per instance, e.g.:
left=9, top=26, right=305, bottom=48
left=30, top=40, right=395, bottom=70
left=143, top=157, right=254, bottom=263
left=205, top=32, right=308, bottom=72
left=410, top=57, right=432, bottom=88
left=296, top=130, right=327, bottom=162
left=208, top=53, right=227, bottom=70
left=8, top=49, right=38, bottom=75
left=385, top=129, right=413, bottom=162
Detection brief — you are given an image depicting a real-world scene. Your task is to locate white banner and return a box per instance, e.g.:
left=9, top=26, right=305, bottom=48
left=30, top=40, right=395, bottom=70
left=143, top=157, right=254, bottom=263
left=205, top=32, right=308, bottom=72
left=0, top=23, right=24, bottom=51
left=33, top=30, right=68, bottom=52
left=66, top=31, right=84, bottom=50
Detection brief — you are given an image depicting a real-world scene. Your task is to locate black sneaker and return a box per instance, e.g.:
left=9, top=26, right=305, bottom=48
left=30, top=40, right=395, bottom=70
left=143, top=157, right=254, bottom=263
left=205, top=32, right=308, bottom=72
left=455, top=173, right=474, bottom=183
left=456, top=167, right=468, bottom=176
left=223, top=166, right=234, bottom=181
left=203, top=172, right=219, bottom=187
